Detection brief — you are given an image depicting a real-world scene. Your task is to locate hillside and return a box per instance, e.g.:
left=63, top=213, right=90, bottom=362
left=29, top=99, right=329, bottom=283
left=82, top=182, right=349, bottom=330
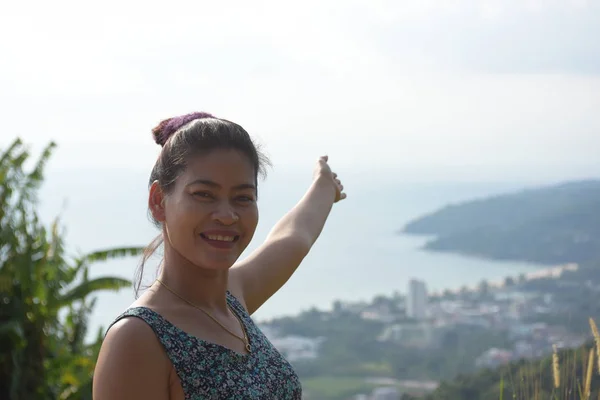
left=402, top=180, right=600, bottom=265
left=400, top=340, right=600, bottom=400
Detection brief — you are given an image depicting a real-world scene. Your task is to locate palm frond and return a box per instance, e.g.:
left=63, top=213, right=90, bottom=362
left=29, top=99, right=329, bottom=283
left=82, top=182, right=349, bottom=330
left=58, top=277, right=131, bottom=306
left=25, top=141, right=56, bottom=187
left=68, top=246, right=143, bottom=283
left=82, top=247, right=145, bottom=263
left=0, top=138, right=24, bottom=170
left=0, top=320, right=25, bottom=344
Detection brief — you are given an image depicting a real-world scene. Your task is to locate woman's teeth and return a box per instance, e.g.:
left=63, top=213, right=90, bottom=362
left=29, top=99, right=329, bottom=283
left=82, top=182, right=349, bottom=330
left=206, top=235, right=235, bottom=242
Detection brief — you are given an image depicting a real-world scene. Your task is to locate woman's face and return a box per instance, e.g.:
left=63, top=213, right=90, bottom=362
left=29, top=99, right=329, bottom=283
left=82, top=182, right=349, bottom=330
left=153, top=149, right=259, bottom=270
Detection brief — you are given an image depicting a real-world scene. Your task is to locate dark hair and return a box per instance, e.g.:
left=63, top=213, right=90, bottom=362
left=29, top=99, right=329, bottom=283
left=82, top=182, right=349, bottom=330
left=134, top=112, right=270, bottom=296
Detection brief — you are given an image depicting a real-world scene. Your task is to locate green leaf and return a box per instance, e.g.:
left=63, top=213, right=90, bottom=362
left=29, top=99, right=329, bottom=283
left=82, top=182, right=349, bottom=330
left=68, top=247, right=143, bottom=283
left=0, top=138, right=24, bottom=167
left=58, top=277, right=131, bottom=305
left=0, top=320, right=24, bottom=338
left=81, top=247, right=145, bottom=263
left=24, top=141, right=56, bottom=191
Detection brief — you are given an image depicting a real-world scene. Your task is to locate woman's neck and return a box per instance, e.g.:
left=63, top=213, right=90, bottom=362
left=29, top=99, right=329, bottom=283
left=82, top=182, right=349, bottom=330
left=156, top=245, right=231, bottom=314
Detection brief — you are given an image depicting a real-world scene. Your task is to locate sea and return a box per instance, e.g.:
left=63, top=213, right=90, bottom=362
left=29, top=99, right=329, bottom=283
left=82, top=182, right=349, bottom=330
left=37, top=166, right=545, bottom=339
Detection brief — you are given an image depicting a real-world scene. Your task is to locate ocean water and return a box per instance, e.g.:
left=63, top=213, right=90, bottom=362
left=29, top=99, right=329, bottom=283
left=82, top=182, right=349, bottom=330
left=37, top=167, right=543, bottom=337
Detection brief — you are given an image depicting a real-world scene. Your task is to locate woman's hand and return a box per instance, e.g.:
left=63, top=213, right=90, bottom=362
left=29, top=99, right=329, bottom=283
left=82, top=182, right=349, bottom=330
left=313, top=155, right=347, bottom=203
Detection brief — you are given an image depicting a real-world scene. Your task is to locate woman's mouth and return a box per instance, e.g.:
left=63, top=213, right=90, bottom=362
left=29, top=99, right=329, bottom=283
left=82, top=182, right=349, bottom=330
left=199, top=232, right=240, bottom=249
left=201, top=234, right=238, bottom=242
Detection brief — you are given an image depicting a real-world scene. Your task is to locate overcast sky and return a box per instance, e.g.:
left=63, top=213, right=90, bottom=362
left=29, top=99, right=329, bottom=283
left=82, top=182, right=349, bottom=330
left=1, top=0, right=599, bottom=182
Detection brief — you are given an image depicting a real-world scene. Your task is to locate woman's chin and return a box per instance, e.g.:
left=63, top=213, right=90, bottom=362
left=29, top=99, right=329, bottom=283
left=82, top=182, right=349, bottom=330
left=192, top=255, right=239, bottom=271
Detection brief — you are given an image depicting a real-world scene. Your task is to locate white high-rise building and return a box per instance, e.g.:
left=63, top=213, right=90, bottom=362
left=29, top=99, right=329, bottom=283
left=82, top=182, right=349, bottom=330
left=407, top=279, right=428, bottom=320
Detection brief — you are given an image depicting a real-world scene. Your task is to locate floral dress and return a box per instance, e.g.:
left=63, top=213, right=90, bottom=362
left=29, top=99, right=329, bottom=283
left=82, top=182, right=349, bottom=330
left=108, top=291, right=302, bottom=399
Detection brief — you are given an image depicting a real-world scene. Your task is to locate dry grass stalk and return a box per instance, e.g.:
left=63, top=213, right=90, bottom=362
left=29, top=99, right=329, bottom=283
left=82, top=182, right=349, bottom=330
left=590, top=318, right=600, bottom=374
left=585, top=348, right=595, bottom=400
left=553, top=344, right=561, bottom=389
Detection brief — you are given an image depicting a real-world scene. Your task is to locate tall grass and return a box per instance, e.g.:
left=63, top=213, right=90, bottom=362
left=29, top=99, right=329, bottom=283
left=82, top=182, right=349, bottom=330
left=500, top=318, right=600, bottom=400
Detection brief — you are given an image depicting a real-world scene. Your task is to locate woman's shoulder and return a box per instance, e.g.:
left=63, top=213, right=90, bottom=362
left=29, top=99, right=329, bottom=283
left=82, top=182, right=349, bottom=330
left=107, top=310, right=158, bottom=339
left=102, top=310, right=168, bottom=364
left=93, top=312, right=172, bottom=400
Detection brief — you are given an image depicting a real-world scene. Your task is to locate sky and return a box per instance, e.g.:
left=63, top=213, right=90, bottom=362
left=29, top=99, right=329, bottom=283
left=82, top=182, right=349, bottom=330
left=1, top=0, right=599, bottom=182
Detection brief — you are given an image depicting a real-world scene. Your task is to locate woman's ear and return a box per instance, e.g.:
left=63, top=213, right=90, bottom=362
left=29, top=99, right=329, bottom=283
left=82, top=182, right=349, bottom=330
left=149, top=181, right=166, bottom=222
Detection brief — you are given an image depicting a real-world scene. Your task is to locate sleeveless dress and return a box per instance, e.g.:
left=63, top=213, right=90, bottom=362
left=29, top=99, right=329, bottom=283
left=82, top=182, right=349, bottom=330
left=107, top=291, right=302, bottom=399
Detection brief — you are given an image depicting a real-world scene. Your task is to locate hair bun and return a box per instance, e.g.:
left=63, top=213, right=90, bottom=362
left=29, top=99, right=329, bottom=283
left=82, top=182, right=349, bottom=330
left=152, top=111, right=216, bottom=146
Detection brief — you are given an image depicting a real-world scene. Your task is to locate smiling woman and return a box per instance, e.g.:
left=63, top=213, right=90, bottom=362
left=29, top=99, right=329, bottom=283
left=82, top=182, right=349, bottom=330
left=92, top=112, right=346, bottom=400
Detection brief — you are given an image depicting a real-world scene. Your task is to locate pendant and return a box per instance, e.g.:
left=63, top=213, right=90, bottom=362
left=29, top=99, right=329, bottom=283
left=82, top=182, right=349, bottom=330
left=246, top=343, right=252, bottom=352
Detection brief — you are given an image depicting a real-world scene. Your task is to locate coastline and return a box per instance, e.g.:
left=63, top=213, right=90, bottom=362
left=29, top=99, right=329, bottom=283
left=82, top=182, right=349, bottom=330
left=429, top=262, right=579, bottom=295
left=491, top=262, right=578, bottom=288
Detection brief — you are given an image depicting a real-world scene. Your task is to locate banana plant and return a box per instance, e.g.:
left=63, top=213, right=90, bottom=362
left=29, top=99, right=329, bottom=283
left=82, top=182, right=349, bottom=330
left=0, top=138, right=143, bottom=399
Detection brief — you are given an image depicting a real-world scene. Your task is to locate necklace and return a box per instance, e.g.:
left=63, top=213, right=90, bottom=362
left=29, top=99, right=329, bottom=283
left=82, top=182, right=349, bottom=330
left=155, top=279, right=251, bottom=353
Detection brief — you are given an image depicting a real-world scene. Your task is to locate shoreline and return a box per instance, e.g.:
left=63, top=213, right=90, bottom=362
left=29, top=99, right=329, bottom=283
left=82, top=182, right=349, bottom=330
left=429, top=262, right=579, bottom=295
left=259, top=262, right=579, bottom=322
left=488, top=262, right=578, bottom=289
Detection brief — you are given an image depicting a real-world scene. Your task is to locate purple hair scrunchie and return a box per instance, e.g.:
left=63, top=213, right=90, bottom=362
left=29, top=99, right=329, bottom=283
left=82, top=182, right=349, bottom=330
left=152, top=111, right=216, bottom=146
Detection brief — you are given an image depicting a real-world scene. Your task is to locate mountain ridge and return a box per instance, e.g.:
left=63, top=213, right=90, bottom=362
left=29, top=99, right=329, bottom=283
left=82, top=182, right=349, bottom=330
left=401, top=179, right=600, bottom=265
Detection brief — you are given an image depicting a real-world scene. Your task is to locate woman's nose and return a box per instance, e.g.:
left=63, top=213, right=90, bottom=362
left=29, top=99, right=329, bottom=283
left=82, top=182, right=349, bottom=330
left=212, top=202, right=239, bottom=225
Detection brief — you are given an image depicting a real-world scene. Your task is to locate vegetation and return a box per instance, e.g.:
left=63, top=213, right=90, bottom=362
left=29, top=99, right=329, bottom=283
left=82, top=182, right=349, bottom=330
left=302, top=376, right=380, bottom=399
left=512, top=259, right=600, bottom=337
left=402, top=319, right=600, bottom=400
left=402, top=180, right=600, bottom=265
left=268, top=304, right=511, bottom=382
left=0, top=138, right=143, bottom=400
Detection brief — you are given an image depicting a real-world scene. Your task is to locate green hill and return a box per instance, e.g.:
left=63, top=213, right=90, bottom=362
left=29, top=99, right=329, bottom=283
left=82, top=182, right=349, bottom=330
left=402, top=180, right=600, bottom=265
left=401, top=339, right=600, bottom=400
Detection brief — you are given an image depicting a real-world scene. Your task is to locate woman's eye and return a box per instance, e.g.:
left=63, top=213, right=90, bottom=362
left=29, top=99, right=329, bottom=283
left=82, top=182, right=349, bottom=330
left=237, top=196, right=255, bottom=203
left=193, top=192, right=212, bottom=199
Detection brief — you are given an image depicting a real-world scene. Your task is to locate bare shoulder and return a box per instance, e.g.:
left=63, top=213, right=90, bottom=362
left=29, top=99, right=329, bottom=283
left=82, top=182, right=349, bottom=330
left=93, top=316, right=170, bottom=400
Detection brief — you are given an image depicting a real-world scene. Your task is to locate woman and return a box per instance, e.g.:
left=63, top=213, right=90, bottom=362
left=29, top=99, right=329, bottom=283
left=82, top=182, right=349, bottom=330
left=93, top=112, right=346, bottom=399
